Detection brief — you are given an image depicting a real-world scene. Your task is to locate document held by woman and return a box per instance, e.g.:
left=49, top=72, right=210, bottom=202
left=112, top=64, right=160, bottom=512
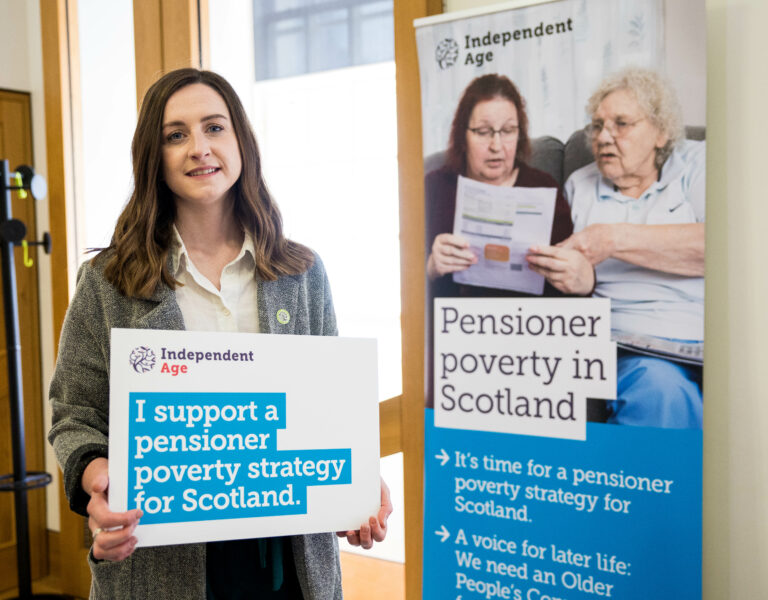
left=453, top=175, right=556, bottom=294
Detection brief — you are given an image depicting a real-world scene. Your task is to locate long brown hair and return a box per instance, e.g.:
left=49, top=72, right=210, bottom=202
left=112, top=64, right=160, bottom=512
left=99, top=68, right=314, bottom=298
left=445, top=74, right=531, bottom=175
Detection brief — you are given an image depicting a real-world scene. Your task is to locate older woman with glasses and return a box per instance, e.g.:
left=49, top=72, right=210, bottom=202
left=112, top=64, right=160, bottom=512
left=528, top=67, right=705, bottom=429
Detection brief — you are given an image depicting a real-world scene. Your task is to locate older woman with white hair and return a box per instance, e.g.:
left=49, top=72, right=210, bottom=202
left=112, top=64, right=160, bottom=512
left=527, top=67, right=705, bottom=429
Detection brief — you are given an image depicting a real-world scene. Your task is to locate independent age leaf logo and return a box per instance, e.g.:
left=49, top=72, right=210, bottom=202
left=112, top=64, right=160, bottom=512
left=130, top=346, right=156, bottom=373
left=436, top=38, right=459, bottom=69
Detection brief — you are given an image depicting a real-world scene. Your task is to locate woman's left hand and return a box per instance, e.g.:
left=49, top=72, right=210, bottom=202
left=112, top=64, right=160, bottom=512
left=336, top=477, right=392, bottom=549
left=526, top=245, right=595, bottom=295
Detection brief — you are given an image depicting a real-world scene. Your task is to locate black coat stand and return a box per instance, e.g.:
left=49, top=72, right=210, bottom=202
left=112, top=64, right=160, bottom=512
left=0, top=159, right=68, bottom=599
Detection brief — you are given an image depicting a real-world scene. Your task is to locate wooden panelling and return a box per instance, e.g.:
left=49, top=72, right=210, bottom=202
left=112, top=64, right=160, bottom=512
left=0, top=89, right=48, bottom=592
left=340, top=551, right=405, bottom=600
left=134, top=0, right=205, bottom=106
left=133, top=0, right=164, bottom=105
left=393, top=0, right=443, bottom=597
left=41, top=0, right=88, bottom=596
left=47, top=529, right=60, bottom=581
left=379, top=395, right=402, bottom=458
left=161, top=0, right=200, bottom=68
left=40, top=0, right=73, bottom=350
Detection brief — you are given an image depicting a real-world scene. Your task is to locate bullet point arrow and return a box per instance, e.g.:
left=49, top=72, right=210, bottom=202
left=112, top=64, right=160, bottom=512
left=435, top=448, right=449, bottom=466
left=435, top=525, right=450, bottom=542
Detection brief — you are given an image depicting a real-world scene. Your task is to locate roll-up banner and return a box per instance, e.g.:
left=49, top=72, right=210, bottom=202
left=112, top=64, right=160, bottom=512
left=416, top=1, right=705, bottom=598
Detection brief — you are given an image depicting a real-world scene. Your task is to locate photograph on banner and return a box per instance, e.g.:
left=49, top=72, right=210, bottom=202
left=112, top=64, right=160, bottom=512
left=417, top=0, right=705, bottom=598
left=109, top=328, right=380, bottom=548
left=420, top=0, right=705, bottom=429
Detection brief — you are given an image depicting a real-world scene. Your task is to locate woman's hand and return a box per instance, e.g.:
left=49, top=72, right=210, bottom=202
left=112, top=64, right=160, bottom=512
left=526, top=245, right=595, bottom=295
left=336, top=477, right=393, bottom=550
left=83, top=458, right=143, bottom=561
left=561, top=222, right=705, bottom=276
left=557, top=224, right=617, bottom=266
left=427, top=233, right=477, bottom=280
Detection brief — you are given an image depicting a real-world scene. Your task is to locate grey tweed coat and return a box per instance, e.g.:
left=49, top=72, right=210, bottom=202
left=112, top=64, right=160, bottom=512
left=48, top=253, right=343, bottom=599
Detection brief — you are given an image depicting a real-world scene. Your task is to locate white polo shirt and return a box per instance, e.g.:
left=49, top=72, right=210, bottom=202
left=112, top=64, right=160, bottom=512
left=170, top=226, right=259, bottom=333
left=565, top=140, right=705, bottom=341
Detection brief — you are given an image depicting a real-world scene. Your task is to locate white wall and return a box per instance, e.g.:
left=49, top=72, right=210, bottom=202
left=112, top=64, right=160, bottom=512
left=704, top=2, right=768, bottom=597
left=0, top=0, right=58, bottom=532
left=444, top=0, right=768, bottom=597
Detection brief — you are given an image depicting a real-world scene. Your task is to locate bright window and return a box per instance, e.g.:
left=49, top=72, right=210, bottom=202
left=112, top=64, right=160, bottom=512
left=253, top=0, right=395, bottom=80
left=74, top=0, right=137, bottom=264
left=250, top=61, right=402, bottom=402
left=211, top=0, right=403, bottom=563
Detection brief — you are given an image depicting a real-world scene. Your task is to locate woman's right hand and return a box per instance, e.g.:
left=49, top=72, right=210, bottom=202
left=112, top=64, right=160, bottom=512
left=525, top=245, right=595, bottom=295
left=427, top=233, right=477, bottom=280
left=83, top=458, right=143, bottom=561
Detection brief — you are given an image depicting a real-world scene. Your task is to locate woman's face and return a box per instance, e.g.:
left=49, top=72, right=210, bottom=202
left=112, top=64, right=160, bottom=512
left=161, top=83, right=242, bottom=211
left=591, top=88, right=668, bottom=190
left=465, top=97, right=519, bottom=186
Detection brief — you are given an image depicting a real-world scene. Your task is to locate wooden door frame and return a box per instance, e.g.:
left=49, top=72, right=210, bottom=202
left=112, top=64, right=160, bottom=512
left=41, top=0, right=86, bottom=595
left=133, top=0, right=210, bottom=105
left=43, top=1, right=210, bottom=596
left=393, top=1, right=443, bottom=597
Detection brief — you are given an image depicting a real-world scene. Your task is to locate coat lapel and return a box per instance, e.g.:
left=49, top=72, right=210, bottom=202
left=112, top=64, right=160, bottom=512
left=133, top=283, right=185, bottom=331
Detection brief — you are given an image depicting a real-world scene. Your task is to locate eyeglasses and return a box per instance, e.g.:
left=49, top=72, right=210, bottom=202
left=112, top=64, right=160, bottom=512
left=585, top=117, right=645, bottom=139
left=467, top=125, right=519, bottom=142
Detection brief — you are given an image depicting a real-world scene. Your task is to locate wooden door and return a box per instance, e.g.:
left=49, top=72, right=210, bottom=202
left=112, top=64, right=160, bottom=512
left=0, top=89, right=47, bottom=591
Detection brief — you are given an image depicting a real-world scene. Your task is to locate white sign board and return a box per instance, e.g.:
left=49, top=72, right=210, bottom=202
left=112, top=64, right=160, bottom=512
left=434, top=298, right=616, bottom=440
left=109, top=328, right=380, bottom=548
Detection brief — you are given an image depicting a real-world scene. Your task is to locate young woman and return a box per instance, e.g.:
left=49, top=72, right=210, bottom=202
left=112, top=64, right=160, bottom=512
left=48, top=68, right=390, bottom=599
